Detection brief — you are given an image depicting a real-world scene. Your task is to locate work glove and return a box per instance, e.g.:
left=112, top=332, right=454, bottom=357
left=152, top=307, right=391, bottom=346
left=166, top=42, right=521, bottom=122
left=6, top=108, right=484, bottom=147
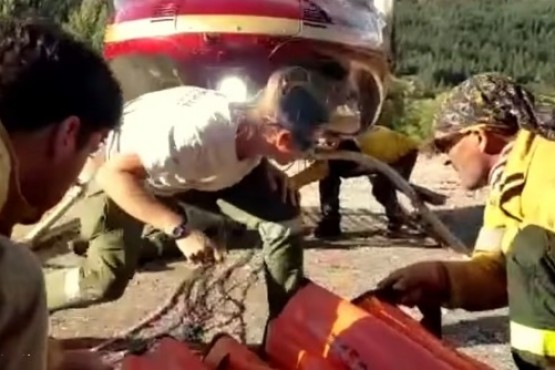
left=375, top=261, right=451, bottom=308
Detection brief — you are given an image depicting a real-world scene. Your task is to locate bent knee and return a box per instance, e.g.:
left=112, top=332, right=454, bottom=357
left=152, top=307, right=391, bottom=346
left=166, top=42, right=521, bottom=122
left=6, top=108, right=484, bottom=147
left=259, top=217, right=304, bottom=242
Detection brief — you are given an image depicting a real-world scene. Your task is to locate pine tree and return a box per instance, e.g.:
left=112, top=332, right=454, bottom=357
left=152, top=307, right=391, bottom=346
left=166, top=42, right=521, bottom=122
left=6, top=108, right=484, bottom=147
left=64, top=0, right=112, bottom=50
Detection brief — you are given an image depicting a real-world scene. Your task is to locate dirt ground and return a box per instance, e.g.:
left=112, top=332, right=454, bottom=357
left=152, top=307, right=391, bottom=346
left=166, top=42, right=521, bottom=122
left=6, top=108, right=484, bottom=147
left=14, top=155, right=514, bottom=369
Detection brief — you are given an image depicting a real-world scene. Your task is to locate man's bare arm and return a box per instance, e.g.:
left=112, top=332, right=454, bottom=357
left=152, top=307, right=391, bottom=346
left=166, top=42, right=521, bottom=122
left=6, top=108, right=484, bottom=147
left=95, top=153, right=183, bottom=232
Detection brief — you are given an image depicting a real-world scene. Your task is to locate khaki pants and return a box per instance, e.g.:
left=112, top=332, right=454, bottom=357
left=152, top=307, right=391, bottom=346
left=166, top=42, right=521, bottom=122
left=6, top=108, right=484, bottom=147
left=0, top=235, right=48, bottom=370
left=45, top=163, right=304, bottom=317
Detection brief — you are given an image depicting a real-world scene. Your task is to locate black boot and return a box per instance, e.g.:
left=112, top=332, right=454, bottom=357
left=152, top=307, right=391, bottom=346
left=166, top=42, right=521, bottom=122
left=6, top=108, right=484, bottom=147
left=385, top=206, right=406, bottom=237
left=316, top=171, right=343, bottom=239
left=314, top=216, right=342, bottom=238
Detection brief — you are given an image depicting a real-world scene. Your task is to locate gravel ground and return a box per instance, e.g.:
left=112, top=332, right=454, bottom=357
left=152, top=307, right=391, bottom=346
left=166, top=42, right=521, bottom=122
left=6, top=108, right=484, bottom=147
left=18, top=155, right=514, bottom=369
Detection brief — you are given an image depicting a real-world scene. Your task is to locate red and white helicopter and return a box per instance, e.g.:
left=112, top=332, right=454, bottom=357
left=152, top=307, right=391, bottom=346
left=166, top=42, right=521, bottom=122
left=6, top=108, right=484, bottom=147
left=104, top=0, right=394, bottom=135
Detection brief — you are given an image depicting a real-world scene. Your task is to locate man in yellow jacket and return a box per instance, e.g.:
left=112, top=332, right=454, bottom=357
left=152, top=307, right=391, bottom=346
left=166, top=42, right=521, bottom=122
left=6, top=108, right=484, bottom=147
left=0, top=16, right=123, bottom=370
left=377, top=72, right=555, bottom=369
left=291, top=124, right=418, bottom=237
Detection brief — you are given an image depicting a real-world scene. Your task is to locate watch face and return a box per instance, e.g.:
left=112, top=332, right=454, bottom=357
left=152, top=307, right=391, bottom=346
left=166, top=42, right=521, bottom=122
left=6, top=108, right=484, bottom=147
left=172, top=224, right=189, bottom=239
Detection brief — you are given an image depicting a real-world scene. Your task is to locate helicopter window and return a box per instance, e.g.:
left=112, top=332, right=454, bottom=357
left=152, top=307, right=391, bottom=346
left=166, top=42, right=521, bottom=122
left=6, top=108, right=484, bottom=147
left=317, top=61, right=348, bottom=81
left=302, top=0, right=332, bottom=24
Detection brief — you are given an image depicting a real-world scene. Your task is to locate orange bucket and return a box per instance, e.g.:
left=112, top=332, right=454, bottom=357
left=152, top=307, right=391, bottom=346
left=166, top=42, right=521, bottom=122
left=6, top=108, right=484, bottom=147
left=265, top=281, right=493, bottom=370
left=121, top=337, right=208, bottom=370
left=122, top=355, right=158, bottom=370
left=354, top=294, right=492, bottom=369
left=204, top=334, right=276, bottom=370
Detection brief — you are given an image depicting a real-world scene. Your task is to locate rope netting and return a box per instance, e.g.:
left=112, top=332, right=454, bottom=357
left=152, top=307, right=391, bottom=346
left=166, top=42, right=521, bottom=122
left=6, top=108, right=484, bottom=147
left=93, top=250, right=265, bottom=366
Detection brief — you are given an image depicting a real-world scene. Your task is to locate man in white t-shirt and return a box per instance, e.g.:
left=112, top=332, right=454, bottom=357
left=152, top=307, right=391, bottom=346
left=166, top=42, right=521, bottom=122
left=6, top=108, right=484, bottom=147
left=45, top=66, right=354, bottom=317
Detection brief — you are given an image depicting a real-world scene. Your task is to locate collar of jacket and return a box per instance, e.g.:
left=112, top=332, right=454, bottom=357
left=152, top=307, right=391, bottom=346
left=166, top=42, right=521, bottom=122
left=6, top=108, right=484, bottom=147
left=488, top=141, right=516, bottom=189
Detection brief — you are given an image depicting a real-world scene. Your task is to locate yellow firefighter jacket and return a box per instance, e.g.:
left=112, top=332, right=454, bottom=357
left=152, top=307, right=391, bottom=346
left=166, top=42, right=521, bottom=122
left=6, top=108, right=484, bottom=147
left=290, top=125, right=418, bottom=189
left=443, top=129, right=555, bottom=311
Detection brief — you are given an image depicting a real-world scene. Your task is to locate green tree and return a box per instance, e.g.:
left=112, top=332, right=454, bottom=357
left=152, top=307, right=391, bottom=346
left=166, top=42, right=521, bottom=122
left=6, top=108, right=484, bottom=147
left=64, top=0, right=111, bottom=50
left=0, top=0, right=110, bottom=51
left=394, top=0, right=555, bottom=90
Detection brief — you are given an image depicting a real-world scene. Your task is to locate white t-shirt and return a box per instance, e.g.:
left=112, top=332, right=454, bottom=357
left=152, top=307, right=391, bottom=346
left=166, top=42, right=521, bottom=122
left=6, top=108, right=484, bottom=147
left=103, top=86, right=261, bottom=196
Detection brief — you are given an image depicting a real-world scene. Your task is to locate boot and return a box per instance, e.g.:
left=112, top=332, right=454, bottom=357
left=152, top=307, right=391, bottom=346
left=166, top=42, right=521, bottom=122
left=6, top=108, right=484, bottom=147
left=384, top=204, right=406, bottom=237
left=314, top=216, right=342, bottom=239
left=68, top=238, right=90, bottom=257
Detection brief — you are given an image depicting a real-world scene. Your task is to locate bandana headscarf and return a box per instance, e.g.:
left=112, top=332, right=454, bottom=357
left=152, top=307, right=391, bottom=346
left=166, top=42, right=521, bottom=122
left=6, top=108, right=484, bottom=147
left=433, top=72, right=555, bottom=141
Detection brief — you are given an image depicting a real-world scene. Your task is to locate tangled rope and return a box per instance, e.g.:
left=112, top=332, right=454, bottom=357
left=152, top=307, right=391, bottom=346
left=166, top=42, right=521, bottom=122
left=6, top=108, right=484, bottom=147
left=93, top=250, right=265, bottom=364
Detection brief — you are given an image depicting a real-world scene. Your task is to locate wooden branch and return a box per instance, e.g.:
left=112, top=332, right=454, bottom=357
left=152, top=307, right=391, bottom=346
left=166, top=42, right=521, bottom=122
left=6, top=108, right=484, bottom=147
left=311, top=150, right=468, bottom=255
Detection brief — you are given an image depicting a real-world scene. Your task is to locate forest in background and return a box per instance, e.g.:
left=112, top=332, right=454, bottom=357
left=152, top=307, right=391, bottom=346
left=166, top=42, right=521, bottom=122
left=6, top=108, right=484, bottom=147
left=388, top=0, right=555, bottom=137
left=2, top=0, right=555, bottom=139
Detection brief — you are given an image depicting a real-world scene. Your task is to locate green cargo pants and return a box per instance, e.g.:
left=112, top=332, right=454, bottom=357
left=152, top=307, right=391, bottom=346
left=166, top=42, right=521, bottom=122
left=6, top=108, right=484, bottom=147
left=506, top=224, right=555, bottom=369
left=45, top=163, right=304, bottom=317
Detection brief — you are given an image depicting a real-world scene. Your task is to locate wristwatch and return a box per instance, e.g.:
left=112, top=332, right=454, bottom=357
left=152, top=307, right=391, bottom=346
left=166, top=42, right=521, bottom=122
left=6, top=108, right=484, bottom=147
left=167, top=222, right=191, bottom=240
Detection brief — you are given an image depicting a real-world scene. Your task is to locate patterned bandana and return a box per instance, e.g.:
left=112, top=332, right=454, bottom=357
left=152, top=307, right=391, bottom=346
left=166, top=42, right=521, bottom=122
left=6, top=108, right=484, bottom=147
left=433, top=72, right=555, bottom=139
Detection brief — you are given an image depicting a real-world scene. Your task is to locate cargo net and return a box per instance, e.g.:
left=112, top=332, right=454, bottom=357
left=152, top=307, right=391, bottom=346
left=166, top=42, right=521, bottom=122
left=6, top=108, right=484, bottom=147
left=96, top=250, right=265, bottom=367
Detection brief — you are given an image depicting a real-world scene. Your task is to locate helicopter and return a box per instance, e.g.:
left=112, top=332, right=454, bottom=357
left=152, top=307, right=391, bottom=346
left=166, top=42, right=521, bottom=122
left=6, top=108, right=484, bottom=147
left=103, top=0, right=394, bottom=135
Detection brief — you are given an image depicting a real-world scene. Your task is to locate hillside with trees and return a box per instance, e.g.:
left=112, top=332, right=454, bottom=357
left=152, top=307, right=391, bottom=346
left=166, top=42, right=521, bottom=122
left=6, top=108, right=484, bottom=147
left=2, top=0, right=555, bottom=138
left=394, top=0, right=555, bottom=91
left=0, top=0, right=110, bottom=50
left=389, top=0, right=555, bottom=137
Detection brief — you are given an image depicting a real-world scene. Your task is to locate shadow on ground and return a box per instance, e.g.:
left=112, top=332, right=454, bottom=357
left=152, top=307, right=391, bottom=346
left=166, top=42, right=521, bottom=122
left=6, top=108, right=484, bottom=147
left=301, top=204, right=484, bottom=250
left=444, top=314, right=509, bottom=346
left=138, top=204, right=485, bottom=271
left=435, top=205, right=484, bottom=247
left=40, top=204, right=485, bottom=270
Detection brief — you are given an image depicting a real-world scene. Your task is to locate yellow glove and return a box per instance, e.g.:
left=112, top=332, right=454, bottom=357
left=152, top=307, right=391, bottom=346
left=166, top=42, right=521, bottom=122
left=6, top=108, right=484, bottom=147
left=289, top=161, right=330, bottom=190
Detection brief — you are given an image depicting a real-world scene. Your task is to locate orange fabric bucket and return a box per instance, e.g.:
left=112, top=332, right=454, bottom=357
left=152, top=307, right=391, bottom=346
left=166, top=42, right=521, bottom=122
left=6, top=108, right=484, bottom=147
left=121, top=337, right=209, bottom=370
left=204, top=334, right=276, bottom=370
left=354, top=294, right=492, bottom=369
left=265, top=282, right=493, bottom=370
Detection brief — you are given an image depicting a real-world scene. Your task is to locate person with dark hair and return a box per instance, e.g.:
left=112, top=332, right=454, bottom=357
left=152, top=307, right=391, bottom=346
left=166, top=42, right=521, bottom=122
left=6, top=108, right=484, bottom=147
left=0, top=16, right=123, bottom=370
left=376, top=72, right=555, bottom=369
left=45, top=66, right=357, bottom=319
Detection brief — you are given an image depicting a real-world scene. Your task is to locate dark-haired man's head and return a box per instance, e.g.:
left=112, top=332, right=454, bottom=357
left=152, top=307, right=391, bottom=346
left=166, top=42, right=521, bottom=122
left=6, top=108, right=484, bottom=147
left=0, top=17, right=122, bottom=222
